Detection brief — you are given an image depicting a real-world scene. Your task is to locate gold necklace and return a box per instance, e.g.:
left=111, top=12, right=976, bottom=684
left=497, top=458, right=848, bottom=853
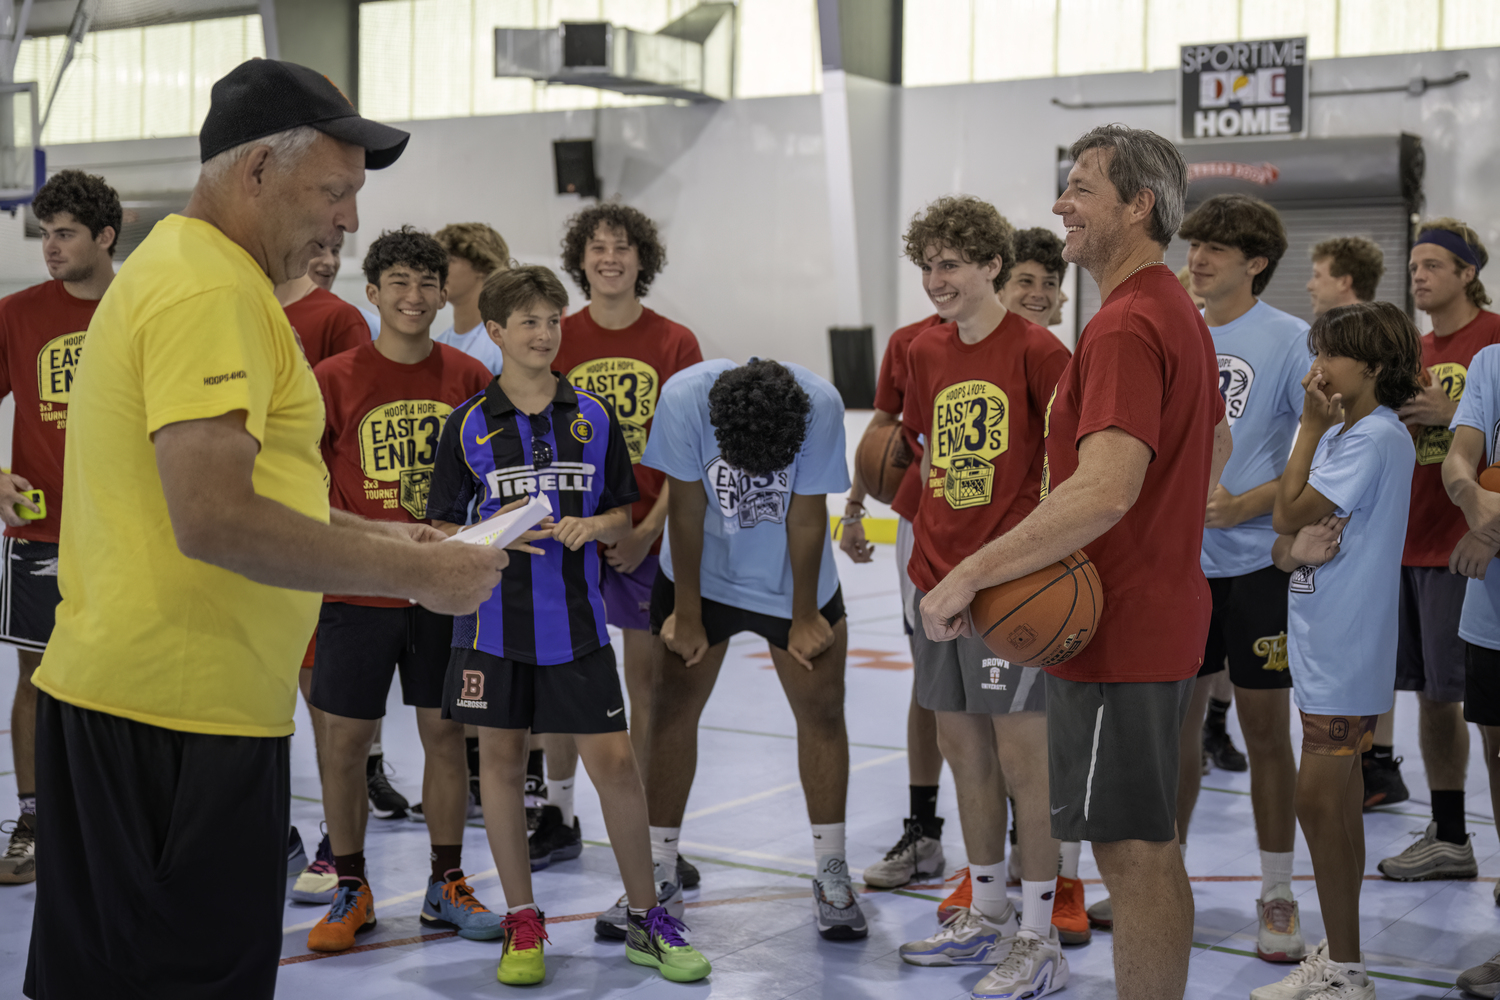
left=1121, top=259, right=1166, bottom=282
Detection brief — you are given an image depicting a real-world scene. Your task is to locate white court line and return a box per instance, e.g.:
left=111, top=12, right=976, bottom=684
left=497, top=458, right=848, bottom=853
left=282, top=867, right=500, bottom=934
left=683, top=750, right=906, bottom=821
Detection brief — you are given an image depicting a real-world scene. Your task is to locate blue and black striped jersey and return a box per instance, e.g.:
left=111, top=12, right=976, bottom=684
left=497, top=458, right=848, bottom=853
left=428, top=375, right=638, bottom=665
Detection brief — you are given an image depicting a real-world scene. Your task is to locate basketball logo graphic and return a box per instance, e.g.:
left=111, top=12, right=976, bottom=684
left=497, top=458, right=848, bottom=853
left=1416, top=362, right=1468, bottom=465
left=931, top=379, right=1010, bottom=509
left=567, top=357, right=660, bottom=463
left=1217, top=354, right=1255, bottom=426
left=1290, top=565, right=1316, bottom=593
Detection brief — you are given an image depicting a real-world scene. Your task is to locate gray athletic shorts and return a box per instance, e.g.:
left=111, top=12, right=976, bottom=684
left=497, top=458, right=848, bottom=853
left=896, top=516, right=917, bottom=634
left=1395, top=565, right=1466, bottom=703
left=1046, top=673, right=1195, bottom=844
left=911, top=589, right=1047, bottom=715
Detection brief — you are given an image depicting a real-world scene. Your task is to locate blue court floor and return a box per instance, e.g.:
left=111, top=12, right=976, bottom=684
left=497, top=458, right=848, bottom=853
left=1, top=542, right=1498, bottom=998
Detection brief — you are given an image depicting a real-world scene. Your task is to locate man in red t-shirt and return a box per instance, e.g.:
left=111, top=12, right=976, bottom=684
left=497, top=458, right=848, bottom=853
left=1376, top=219, right=1500, bottom=879
left=278, top=232, right=371, bottom=367
left=922, top=126, right=1230, bottom=1000
left=841, top=310, right=945, bottom=890
left=892, top=197, right=1075, bottom=988
left=302, top=227, right=497, bottom=953
left=0, top=170, right=118, bottom=885
left=549, top=204, right=703, bottom=886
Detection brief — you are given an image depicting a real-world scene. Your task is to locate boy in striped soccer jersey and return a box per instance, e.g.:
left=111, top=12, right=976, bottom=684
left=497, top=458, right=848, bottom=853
left=428, top=265, right=710, bottom=987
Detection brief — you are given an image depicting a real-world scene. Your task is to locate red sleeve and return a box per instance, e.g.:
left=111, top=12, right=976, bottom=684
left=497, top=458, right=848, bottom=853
left=1075, top=330, right=1164, bottom=455
left=0, top=311, right=13, bottom=403
left=873, top=335, right=905, bottom=415
left=675, top=326, right=703, bottom=374
left=329, top=309, right=371, bottom=357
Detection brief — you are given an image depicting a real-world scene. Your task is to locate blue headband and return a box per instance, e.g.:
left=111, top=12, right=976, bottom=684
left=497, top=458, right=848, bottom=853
left=1415, top=228, right=1483, bottom=271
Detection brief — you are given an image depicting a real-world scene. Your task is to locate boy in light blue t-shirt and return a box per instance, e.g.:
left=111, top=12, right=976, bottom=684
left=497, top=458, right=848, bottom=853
left=1255, top=301, right=1422, bottom=1000
left=640, top=357, right=867, bottom=943
left=1441, top=342, right=1500, bottom=995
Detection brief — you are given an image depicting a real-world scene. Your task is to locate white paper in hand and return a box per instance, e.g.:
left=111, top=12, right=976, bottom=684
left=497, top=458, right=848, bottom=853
left=448, top=493, right=553, bottom=548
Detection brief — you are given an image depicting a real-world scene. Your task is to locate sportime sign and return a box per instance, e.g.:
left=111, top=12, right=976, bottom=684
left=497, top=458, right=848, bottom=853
left=1179, top=37, right=1308, bottom=142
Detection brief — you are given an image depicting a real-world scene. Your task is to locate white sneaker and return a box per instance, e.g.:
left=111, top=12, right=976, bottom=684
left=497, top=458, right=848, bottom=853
left=969, top=926, right=1069, bottom=1000
left=1294, top=968, right=1375, bottom=999
left=863, top=817, right=945, bottom=888
left=1250, top=941, right=1334, bottom=1000
left=1256, top=884, right=1307, bottom=963
left=899, top=906, right=1019, bottom=966
left=593, top=861, right=685, bottom=940
left=1458, top=947, right=1500, bottom=998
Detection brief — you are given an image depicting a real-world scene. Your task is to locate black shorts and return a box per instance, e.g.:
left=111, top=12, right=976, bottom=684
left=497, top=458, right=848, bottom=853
left=1200, top=565, right=1293, bottom=690
left=1396, top=566, right=1467, bottom=703
left=0, top=538, right=59, bottom=652
left=442, top=644, right=625, bottom=735
left=1465, top=642, right=1500, bottom=726
left=309, top=602, right=453, bottom=720
left=1046, top=673, right=1196, bottom=844
left=26, top=691, right=288, bottom=1000
left=648, top=573, right=846, bottom=650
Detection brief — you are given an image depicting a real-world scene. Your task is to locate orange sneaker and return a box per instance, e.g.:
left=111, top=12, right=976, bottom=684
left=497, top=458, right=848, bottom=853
left=1051, top=876, right=1091, bottom=945
left=308, top=881, right=377, bottom=952
left=936, top=867, right=971, bottom=923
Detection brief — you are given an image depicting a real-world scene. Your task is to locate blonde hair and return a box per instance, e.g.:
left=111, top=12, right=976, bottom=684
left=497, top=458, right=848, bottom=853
left=435, top=222, right=510, bottom=276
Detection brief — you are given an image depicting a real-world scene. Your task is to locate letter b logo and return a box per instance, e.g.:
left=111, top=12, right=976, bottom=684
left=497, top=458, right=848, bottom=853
left=462, top=670, right=484, bottom=699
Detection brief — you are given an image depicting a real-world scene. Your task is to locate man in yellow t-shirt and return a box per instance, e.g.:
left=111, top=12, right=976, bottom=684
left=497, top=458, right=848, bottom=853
left=24, top=60, right=510, bottom=1000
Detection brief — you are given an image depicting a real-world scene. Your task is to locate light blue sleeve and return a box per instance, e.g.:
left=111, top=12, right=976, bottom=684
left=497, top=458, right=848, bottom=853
left=1452, top=345, right=1496, bottom=437
left=1281, top=331, right=1311, bottom=419
left=1308, top=423, right=1385, bottom=517
left=791, top=380, right=851, bottom=496
left=641, top=374, right=706, bottom=482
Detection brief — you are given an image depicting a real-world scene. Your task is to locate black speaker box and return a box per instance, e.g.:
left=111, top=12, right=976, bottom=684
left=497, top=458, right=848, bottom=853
left=553, top=140, right=599, bottom=197
left=828, top=326, right=876, bottom=409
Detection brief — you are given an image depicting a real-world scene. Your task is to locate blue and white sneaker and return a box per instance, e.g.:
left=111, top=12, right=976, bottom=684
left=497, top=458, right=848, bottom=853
left=969, top=926, right=1069, bottom=999
left=812, top=857, right=867, bottom=941
left=900, top=905, right=1019, bottom=966
left=420, top=875, right=505, bottom=940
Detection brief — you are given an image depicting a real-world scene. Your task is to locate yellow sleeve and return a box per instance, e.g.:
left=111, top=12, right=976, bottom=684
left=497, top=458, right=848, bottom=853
left=140, top=288, right=279, bottom=444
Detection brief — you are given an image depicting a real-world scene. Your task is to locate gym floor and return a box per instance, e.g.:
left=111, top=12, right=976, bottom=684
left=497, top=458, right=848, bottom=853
left=0, top=546, right=1495, bottom=998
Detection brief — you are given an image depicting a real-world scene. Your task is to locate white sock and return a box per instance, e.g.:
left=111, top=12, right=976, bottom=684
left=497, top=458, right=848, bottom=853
left=506, top=901, right=539, bottom=915
left=369, top=742, right=383, bottom=757
left=811, top=823, right=846, bottom=868
left=551, top=778, right=575, bottom=826
left=1058, top=841, right=1081, bottom=880
left=1260, top=850, right=1294, bottom=898
left=970, top=861, right=1010, bottom=922
left=650, top=825, right=681, bottom=870
left=1179, top=842, right=1188, bottom=861
left=1020, top=879, right=1056, bottom=937
left=1337, top=958, right=1367, bottom=980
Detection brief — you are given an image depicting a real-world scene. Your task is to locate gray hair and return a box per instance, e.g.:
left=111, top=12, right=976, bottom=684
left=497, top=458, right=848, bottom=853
left=198, top=125, right=321, bottom=186
left=1068, top=125, right=1186, bottom=247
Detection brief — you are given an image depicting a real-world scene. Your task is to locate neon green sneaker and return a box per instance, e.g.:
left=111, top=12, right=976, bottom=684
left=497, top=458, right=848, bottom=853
left=627, top=905, right=711, bottom=983
left=497, top=907, right=548, bottom=986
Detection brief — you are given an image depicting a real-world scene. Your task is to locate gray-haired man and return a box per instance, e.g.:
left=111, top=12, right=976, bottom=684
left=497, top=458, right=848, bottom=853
left=921, top=125, right=1232, bottom=1000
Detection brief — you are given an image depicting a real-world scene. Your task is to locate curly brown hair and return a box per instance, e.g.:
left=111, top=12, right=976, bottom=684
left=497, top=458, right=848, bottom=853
left=903, top=196, right=1016, bottom=291
left=435, top=222, right=509, bottom=275
left=33, top=169, right=122, bottom=256
left=1312, top=237, right=1384, bottom=302
left=1416, top=217, right=1490, bottom=307
left=1178, top=194, right=1288, bottom=296
left=1307, top=301, right=1424, bottom=410
left=1012, top=227, right=1067, bottom=280
left=560, top=202, right=666, bottom=299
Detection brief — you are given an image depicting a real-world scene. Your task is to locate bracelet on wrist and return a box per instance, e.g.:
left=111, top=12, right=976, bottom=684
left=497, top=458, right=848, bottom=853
left=839, top=515, right=864, bottom=526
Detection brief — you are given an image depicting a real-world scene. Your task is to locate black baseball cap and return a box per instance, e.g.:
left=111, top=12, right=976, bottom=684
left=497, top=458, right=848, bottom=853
left=199, top=59, right=410, bottom=170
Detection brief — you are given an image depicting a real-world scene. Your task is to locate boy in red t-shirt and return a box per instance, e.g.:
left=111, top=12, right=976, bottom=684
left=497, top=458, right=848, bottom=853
left=278, top=232, right=371, bottom=367
left=547, top=204, right=703, bottom=897
left=893, top=198, right=1074, bottom=985
left=1377, top=219, right=1500, bottom=880
left=0, top=170, right=119, bottom=885
left=302, top=227, right=496, bottom=954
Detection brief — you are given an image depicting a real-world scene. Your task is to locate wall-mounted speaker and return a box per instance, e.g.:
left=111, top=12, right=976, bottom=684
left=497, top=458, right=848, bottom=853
left=828, top=326, right=876, bottom=409
left=553, top=139, right=600, bottom=198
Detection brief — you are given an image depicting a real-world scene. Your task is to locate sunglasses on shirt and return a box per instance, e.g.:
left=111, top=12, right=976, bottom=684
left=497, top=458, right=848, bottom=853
left=530, top=413, right=552, bottom=470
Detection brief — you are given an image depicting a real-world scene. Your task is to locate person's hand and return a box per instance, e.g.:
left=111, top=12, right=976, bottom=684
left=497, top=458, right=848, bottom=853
left=1397, top=370, right=1457, bottom=427
left=390, top=522, right=448, bottom=544
left=412, top=541, right=509, bottom=615
left=506, top=516, right=552, bottom=556
left=921, top=570, right=978, bottom=642
left=0, top=472, right=37, bottom=528
left=661, top=612, right=709, bottom=667
left=1451, top=528, right=1500, bottom=579
left=786, top=613, right=835, bottom=670
left=604, top=523, right=654, bottom=574
left=1204, top=485, right=1243, bottom=530
left=552, top=515, right=599, bottom=551
left=838, top=516, right=874, bottom=562
left=1288, top=514, right=1349, bottom=567
left=1301, top=365, right=1343, bottom=434
left=1467, top=486, right=1500, bottom=535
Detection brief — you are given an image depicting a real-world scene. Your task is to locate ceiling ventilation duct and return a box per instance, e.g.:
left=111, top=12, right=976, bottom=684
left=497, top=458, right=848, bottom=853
left=495, top=2, right=732, bottom=103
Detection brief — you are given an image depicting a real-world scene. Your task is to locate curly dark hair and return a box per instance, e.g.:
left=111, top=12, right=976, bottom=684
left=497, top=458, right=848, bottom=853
left=903, top=196, right=1016, bottom=291
left=1312, top=237, right=1385, bottom=302
left=1178, top=194, right=1288, bottom=296
left=33, top=169, right=122, bottom=256
left=362, top=225, right=450, bottom=286
left=560, top=202, right=666, bottom=299
left=1307, top=301, right=1424, bottom=410
left=1011, top=227, right=1067, bottom=280
left=708, top=359, right=811, bottom=477
left=1417, top=217, right=1491, bottom=307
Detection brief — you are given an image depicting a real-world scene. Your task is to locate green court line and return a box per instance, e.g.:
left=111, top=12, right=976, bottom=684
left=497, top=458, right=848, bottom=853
left=291, top=793, right=321, bottom=803
left=0, top=770, right=11, bottom=777
left=1190, top=941, right=1453, bottom=988
left=701, top=724, right=905, bottom=752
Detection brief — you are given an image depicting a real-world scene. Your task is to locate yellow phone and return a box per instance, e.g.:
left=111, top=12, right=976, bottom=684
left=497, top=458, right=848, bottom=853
left=15, top=489, right=44, bottom=520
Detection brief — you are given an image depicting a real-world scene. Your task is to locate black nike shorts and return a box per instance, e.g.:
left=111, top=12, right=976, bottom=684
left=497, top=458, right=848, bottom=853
left=442, top=644, right=626, bottom=735
left=309, top=602, right=452, bottom=720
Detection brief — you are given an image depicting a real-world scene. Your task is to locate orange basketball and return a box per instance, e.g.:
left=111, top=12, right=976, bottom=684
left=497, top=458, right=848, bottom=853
left=855, top=421, right=913, bottom=505
left=969, top=550, right=1103, bottom=668
left=1481, top=463, right=1500, bottom=493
